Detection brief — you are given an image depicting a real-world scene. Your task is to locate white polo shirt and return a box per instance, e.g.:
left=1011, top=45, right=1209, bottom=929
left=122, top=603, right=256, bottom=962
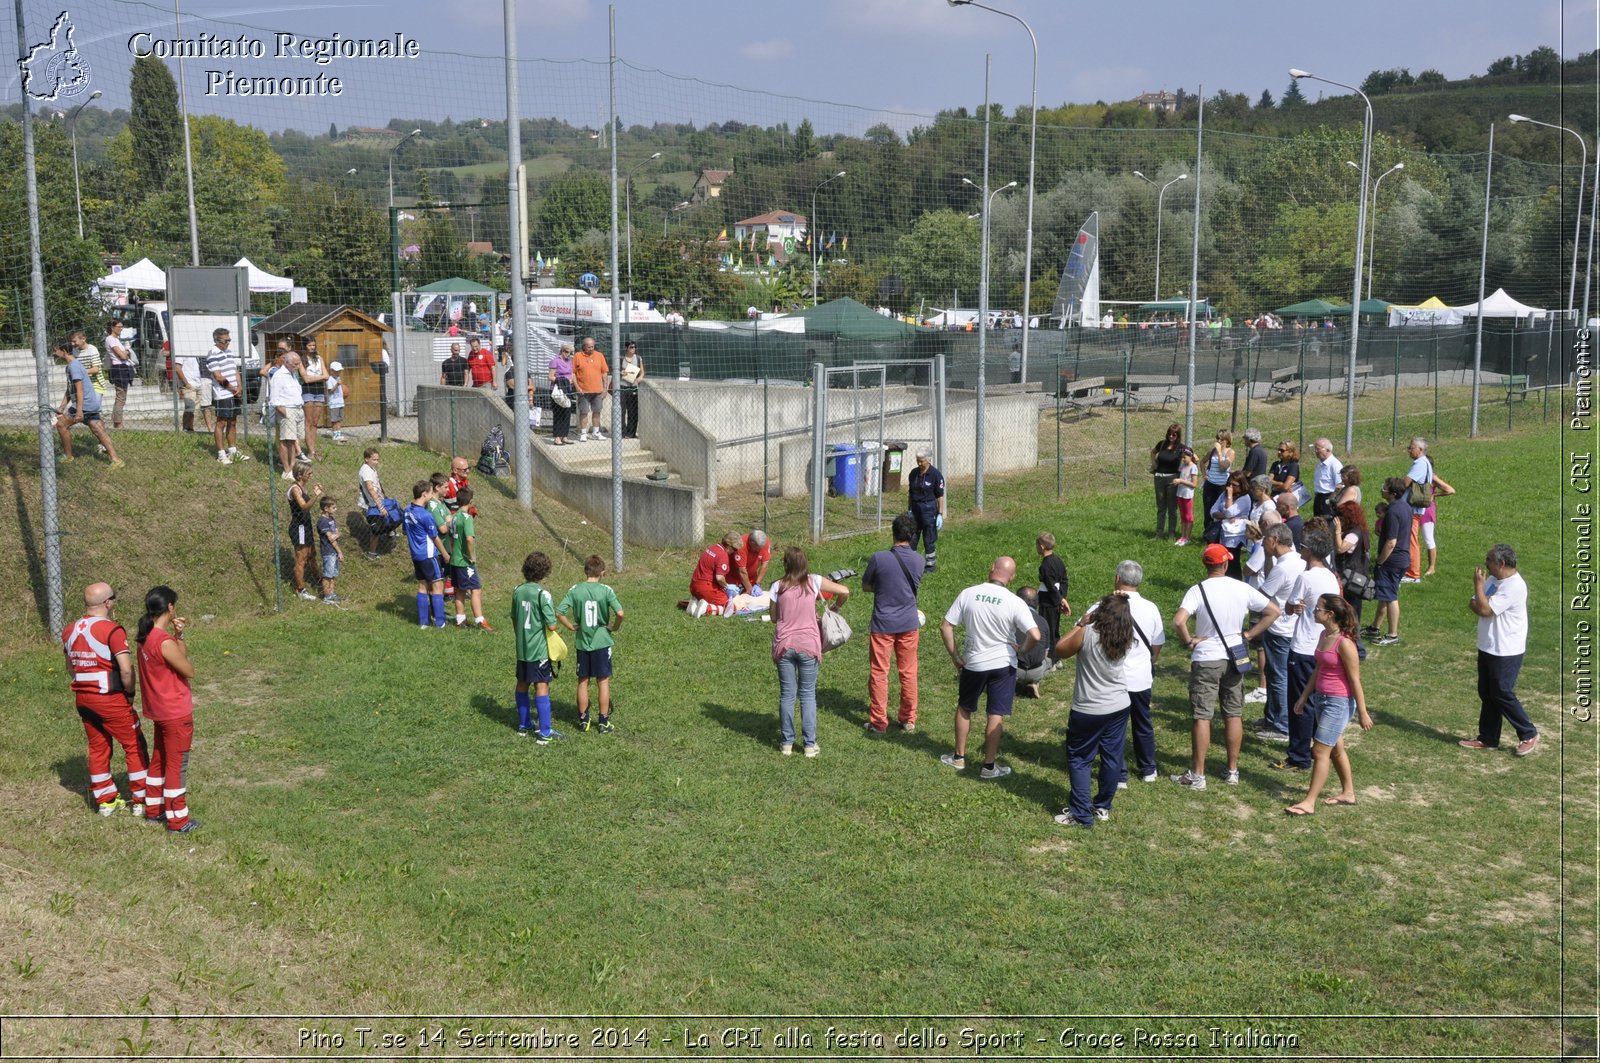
left=1477, top=571, right=1528, bottom=657
left=944, top=582, right=1039, bottom=671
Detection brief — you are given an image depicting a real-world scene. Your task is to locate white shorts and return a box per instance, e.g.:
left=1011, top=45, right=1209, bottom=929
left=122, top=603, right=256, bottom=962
left=192, top=380, right=213, bottom=407
left=278, top=406, right=306, bottom=441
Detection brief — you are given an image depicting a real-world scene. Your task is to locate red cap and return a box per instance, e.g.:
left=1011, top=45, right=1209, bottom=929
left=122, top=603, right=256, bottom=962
left=1202, top=543, right=1234, bottom=565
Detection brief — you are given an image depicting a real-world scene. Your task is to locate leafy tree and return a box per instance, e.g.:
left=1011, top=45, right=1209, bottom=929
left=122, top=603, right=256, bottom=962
left=128, top=55, right=182, bottom=198
left=1257, top=89, right=1275, bottom=110
left=793, top=119, right=815, bottom=162
left=1416, top=69, right=1447, bottom=86
left=1486, top=56, right=1516, bottom=77
left=533, top=168, right=611, bottom=249
left=1361, top=68, right=1414, bottom=95
left=864, top=123, right=900, bottom=147
left=892, top=209, right=980, bottom=305
left=1521, top=46, right=1561, bottom=82
left=0, top=122, right=103, bottom=344
left=1280, top=79, right=1307, bottom=108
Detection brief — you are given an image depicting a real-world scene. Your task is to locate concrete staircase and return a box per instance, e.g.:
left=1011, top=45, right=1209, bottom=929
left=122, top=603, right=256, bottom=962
left=545, top=434, right=683, bottom=484
left=0, top=349, right=177, bottom=426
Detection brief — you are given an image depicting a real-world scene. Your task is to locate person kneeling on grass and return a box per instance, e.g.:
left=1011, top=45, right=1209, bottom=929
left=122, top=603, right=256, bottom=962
left=559, top=555, right=625, bottom=733
left=449, top=487, right=493, bottom=631
left=512, top=551, right=561, bottom=744
left=1285, top=594, right=1373, bottom=816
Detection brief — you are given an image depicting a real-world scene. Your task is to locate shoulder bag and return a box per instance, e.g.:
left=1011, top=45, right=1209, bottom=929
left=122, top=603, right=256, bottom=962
left=1197, top=580, right=1252, bottom=674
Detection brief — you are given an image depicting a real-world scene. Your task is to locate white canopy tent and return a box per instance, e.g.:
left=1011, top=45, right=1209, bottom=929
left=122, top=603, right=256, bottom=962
left=1451, top=288, right=1549, bottom=319
left=95, top=257, right=167, bottom=291
left=234, top=257, right=294, bottom=293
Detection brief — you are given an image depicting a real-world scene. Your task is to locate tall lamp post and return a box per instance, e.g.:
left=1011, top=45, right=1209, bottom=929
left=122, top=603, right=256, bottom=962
left=963, top=177, right=1017, bottom=330
left=387, top=128, right=424, bottom=298
left=949, top=0, right=1036, bottom=380
left=624, top=151, right=663, bottom=311
left=664, top=200, right=690, bottom=237
left=66, top=89, right=101, bottom=240
left=1509, top=114, right=1587, bottom=317
left=1346, top=160, right=1403, bottom=301
left=1291, top=68, right=1371, bottom=454
left=811, top=170, right=846, bottom=305
left=1134, top=170, right=1188, bottom=300
left=334, top=166, right=357, bottom=206
left=387, top=128, right=423, bottom=213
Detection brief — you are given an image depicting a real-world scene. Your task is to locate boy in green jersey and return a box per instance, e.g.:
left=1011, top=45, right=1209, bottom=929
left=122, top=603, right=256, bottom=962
left=512, top=551, right=559, bottom=742
left=558, top=554, right=626, bottom=733
left=448, top=487, right=492, bottom=631
left=428, top=473, right=456, bottom=598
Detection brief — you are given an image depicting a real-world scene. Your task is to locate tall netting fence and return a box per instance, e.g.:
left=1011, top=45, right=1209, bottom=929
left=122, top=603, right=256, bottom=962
left=0, top=0, right=1587, bottom=602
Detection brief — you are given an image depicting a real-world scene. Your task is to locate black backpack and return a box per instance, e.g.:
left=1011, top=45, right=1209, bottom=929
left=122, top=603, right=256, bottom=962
left=478, top=425, right=510, bottom=476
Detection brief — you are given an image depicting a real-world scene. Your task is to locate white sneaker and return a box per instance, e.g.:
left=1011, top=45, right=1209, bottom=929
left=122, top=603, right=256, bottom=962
left=1093, top=808, right=1110, bottom=821
left=978, top=763, right=1012, bottom=780
left=1244, top=688, right=1269, bottom=703
left=1140, top=772, right=1159, bottom=783
left=780, top=742, right=793, bottom=756
left=803, top=744, right=820, bottom=758
left=687, top=598, right=706, bottom=618
left=297, top=589, right=317, bottom=601
left=217, top=452, right=233, bottom=465
left=231, top=449, right=252, bottom=462
left=281, top=471, right=295, bottom=481
left=1170, top=770, right=1207, bottom=791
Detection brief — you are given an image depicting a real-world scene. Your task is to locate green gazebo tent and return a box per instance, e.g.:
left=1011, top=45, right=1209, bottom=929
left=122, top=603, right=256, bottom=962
left=1274, top=298, right=1347, bottom=317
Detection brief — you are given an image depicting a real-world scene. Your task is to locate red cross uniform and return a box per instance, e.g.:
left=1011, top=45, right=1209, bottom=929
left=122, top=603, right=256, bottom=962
left=62, top=616, right=148, bottom=812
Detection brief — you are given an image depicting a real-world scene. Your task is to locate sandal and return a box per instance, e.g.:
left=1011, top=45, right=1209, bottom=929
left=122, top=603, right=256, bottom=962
left=1284, top=806, right=1314, bottom=817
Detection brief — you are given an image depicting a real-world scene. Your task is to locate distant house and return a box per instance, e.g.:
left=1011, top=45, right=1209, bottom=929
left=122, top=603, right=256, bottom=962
left=465, top=241, right=496, bottom=257
left=692, top=168, right=733, bottom=203
left=1133, top=90, right=1178, bottom=113
left=733, top=210, right=807, bottom=248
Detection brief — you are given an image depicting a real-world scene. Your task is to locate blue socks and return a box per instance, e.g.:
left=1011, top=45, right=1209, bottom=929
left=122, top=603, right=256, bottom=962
left=536, top=694, right=552, bottom=736
left=415, top=592, right=428, bottom=625
left=431, top=593, right=446, bottom=627
left=516, top=692, right=532, bottom=731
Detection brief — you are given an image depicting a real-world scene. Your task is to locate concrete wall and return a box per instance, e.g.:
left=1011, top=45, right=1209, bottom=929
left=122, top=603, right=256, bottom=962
left=415, top=384, right=703, bottom=548
left=636, top=379, right=718, bottom=504
left=775, top=391, right=1039, bottom=498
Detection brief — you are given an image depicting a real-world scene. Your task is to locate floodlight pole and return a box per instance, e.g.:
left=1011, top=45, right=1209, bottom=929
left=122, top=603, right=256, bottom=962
left=609, top=5, right=624, bottom=572
left=1292, top=69, right=1371, bottom=454
left=67, top=90, right=100, bottom=239
left=624, top=152, right=662, bottom=314
left=1508, top=114, right=1586, bottom=318
left=504, top=0, right=532, bottom=512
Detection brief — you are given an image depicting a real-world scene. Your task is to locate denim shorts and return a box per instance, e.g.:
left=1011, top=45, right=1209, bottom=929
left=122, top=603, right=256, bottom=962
left=321, top=552, right=340, bottom=580
left=1311, top=692, right=1355, bottom=746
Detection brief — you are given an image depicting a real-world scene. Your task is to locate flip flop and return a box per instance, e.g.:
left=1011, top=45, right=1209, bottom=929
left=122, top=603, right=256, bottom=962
left=1323, top=797, right=1358, bottom=806
left=1284, top=806, right=1314, bottom=817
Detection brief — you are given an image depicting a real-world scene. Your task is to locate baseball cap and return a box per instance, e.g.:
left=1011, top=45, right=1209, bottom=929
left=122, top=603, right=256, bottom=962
left=329, top=361, right=343, bottom=373
left=1202, top=543, right=1233, bottom=565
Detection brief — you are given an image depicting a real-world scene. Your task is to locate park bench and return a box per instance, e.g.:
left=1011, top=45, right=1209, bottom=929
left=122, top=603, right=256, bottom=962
left=1058, top=374, right=1109, bottom=413
left=1120, top=374, right=1180, bottom=407
left=1268, top=365, right=1303, bottom=400
left=1342, top=363, right=1373, bottom=396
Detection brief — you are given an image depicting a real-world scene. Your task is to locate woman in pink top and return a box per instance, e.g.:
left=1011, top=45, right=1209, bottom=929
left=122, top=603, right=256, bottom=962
left=136, top=586, right=199, bottom=833
left=1286, top=594, right=1372, bottom=816
left=770, top=546, right=850, bottom=757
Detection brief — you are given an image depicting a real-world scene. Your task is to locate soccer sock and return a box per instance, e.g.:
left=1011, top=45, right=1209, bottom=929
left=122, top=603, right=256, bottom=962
left=536, top=695, right=552, bottom=735
left=416, top=592, right=429, bottom=625
left=515, top=692, right=532, bottom=731
left=431, top=593, right=446, bottom=626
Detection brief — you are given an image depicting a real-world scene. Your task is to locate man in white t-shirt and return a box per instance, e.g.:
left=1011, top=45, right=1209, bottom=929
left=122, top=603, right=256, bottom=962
left=1255, top=524, right=1305, bottom=743
left=938, top=556, right=1040, bottom=780
left=1170, top=544, right=1280, bottom=791
left=1277, top=531, right=1342, bottom=772
left=269, top=351, right=305, bottom=476
left=1311, top=438, right=1343, bottom=518
left=1461, top=544, right=1536, bottom=757
left=1084, top=561, right=1166, bottom=786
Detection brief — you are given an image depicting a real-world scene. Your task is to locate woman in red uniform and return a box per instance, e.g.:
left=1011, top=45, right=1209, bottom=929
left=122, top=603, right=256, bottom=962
left=136, top=586, right=199, bottom=833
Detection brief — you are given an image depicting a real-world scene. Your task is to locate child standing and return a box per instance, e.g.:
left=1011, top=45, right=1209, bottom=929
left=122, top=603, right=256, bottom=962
left=318, top=496, right=343, bottom=603
left=428, top=472, right=456, bottom=599
left=326, top=361, right=347, bottom=442
left=558, top=554, right=625, bottom=733
left=1174, top=446, right=1199, bottom=546
left=403, top=480, right=448, bottom=629
left=1035, top=532, right=1069, bottom=657
left=449, top=487, right=493, bottom=631
left=512, top=551, right=560, bottom=742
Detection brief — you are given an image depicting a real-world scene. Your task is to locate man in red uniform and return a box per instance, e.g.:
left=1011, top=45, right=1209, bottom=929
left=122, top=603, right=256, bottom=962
left=443, top=455, right=472, bottom=514
left=688, top=531, right=741, bottom=616
left=467, top=337, right=496, bottom=389
left=726, top=529, right=772, bottom=595
left=62, top=582, right=149, bottom=816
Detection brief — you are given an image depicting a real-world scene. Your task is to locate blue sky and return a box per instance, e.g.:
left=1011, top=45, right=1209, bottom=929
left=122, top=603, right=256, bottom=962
left=7, top=0, right=1586, bottom=133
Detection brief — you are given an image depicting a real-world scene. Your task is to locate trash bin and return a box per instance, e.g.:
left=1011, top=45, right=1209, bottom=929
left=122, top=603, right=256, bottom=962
left=858, top=440, right=882, bottom=498
left=830, top=443, right=860, bottom=498
left=881, top=441, right=907, bottom=493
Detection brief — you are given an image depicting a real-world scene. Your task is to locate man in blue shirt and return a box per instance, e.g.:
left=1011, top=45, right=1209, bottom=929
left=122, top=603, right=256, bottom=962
left=907, top=446, right=945, bottom=572
left=403, top=480, right=449, bottom=629
left=1371, top=476, right=1413, bottom=646
left=54, top=336, right=122, bottom=467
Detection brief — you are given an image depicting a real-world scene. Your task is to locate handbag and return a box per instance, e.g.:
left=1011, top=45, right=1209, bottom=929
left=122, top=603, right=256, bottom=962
left=1197, top=580, right=1253, bottom=674
left=1342, top=569, right=1377, bottom=601
left=551, top=378, right=574, bottom=408
left=1407, top=478, right=1431, bottom=509
left=819, top=606, right=852, bottom=652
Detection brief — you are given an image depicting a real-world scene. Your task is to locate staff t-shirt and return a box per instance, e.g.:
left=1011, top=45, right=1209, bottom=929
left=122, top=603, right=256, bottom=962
left=943, top=582, right=1039, bottom=671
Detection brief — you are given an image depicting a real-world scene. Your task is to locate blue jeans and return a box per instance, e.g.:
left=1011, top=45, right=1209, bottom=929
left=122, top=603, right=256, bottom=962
left=1284, top=651, right=1317, bottom=767
left=1476, top=651, right=1534, bottom=745
left=776, top=648, right=819, bottom=747
left=1261, top=629, right=1293, bottom=733
left=1065, top=708, right=1129, bottom=827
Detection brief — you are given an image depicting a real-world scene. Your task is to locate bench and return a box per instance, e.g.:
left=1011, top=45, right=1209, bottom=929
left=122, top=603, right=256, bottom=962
left=1507, top=373, right=1530, bottom=401
left=1058, top=374, right=1109, bottom=413
left=1121, top=374, right=1180, bottom=407
left=1349, top=363, right=1373, bottom=395
left=1268, top=365, right=1303, bottom=400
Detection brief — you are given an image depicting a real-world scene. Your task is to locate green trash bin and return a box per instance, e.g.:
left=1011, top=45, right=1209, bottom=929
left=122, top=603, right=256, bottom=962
left=881, top=440, right=907, bottom=493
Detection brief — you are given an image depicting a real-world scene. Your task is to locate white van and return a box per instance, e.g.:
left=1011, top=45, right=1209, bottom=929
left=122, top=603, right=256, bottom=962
left=108, top=300, right=263, bottom=400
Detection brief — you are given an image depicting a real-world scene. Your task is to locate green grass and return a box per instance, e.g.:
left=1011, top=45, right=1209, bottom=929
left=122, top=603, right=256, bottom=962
left=0, top=404, right=1589, bottom=1057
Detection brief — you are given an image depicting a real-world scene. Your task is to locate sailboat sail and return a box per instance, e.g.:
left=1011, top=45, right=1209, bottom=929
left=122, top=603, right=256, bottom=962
left=1053, top=212, right=1100, bottom=327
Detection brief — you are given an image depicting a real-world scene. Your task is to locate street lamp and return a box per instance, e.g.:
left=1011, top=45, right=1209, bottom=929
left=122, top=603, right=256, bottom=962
left=66, top=89, right=101, bottom=239
left=1509, top=113, right=1587, bottom=317
left=811, top=170, right=846, bottom=304
left=949, top=0, right=1036, bottom=379
left=664, top=200, right=689, bottom=237
left=624, top=151, right=663, bottom=308
left=1346, top=160, right=1403, bottom=300
left=1291, top=68, right=1371, bottom=454
left=1135, top=170, right=1188, bottom=300
left=334, top=166, right=357, bottom=206
left=963, top=176, right=1017, bottom=328
left=387, top=128, right=423, bottom=211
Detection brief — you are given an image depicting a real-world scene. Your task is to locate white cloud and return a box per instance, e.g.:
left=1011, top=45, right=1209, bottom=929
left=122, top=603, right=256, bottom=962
left=822, top=0, right=979, bottom=38
left=741, top=38, right=794, bottom=61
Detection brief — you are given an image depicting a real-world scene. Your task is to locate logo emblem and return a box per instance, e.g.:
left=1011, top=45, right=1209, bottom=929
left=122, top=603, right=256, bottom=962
left=21, top=12, right=93, bottom=102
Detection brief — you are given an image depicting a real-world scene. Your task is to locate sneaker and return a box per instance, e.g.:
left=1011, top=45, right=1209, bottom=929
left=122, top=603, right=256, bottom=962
left=517, top=727, right=532, bottom=738
left=979, top=764, right=1012, bottom=780
left=475, top=619, right=495, bottom=633
left=297, top=589, right=318, bottom=601
left=1140, top=772, right=1159, bottom=783
left=1170, top=771, right=1207, bottom=790
left=1053, top=812, right=1092, bottom=829
left=804, top=744, right=820, bottom=758
left=1256, top=729, right=1290, bottom=743
left=1244, top=688, right=1269, bottom=704
left=898, top=721, right=916, bottom=733
left=1117, top=780, right=1128, bottom=790
left=1359, top=625, right=1381, bottom=637
left=594, top=429, right=608, bottom=440
left=217, top=452, right=233, bottom=465
left=939, top=753, right=966, bottom=771
left=780, top=742, right=794, bottom=756
left=863, top=721, right=886, bottom=736
left=1173, top=537, right=1189, bottom=546
left=455, top=615, right=468, bottom=627
left=1223, top=769, right=1240, bottom=785
left=1093, top=807, right=1110, bottom=821
left=130, top=801, right=144, bottom=817
left=1515, top=734, right=1540, bottom=757
left=578, top=715, right=591, bottom=733
left=535, top=730, right=564, bottom=745
left=167, top=818, right=201, bottom=834
left=687, top=598, right=706, bottom=618
left=1271, top=759, right=1307, bottom=772
left=321, top=595, right=343, bottom=605
left=281, top=470, right=295, bottom=481
left=363, top=551, right=381, bottom=561
left=231, top=449, right=251, bottom=462
left=1400, top=575, right=1420, bottom=584
left=596, top=718, right=616, bottom=734
left=96, top=796, right=126, bottom=817
left=1373, top=634, right=1400, bottom=646
left=1458, top=738, right=1492, bottom=750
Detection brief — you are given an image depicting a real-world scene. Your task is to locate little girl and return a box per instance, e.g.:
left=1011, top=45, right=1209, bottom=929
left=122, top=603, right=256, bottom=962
left=1286, top=594, right=1373, bottom=816
left=1173, top=447, right=1199, bottom=546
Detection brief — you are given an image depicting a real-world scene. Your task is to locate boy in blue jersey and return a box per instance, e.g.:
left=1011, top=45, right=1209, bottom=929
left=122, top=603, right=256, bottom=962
left=403, top=480, right=449, bottom=629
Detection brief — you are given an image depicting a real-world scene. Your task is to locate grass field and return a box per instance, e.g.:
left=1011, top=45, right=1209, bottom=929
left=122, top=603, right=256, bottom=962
left=0, top=401, right=1591, bottom=1058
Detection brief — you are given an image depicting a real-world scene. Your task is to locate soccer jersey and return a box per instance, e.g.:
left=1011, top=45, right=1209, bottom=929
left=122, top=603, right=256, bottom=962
left=427, top=498, right=453, bottom=555
left=512, top=582, right=557, bottom=662
left=402, top=503, right=441, bottom=560
left=449, top=511, right=475, bottom=568
left=559, top=581, right=622, bottom=651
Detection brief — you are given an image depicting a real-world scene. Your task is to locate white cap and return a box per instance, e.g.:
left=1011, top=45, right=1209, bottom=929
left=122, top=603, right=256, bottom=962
left=329, top=361, right=343, bottom=373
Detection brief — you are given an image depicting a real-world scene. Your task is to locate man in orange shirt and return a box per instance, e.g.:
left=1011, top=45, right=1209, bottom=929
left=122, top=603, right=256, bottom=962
left=572, top=337, right=611, bottom=441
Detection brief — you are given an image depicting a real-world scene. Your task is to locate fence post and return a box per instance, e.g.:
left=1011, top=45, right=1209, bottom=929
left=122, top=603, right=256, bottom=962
left=1391, top=334, right=1399, bottom=446
left=810, top=361, right=826, bottom=543
left=1055, top=345, right=1062, bottom=500
left=762, top=377, right=769, bottom=535
left=450, top=390, right=458, bottom=457
left=1432, top=330, right=1441, bottom=440
left=1296, top=340, right=1306, bottom=453
left=1121, top=346, right=1131, bottom=488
